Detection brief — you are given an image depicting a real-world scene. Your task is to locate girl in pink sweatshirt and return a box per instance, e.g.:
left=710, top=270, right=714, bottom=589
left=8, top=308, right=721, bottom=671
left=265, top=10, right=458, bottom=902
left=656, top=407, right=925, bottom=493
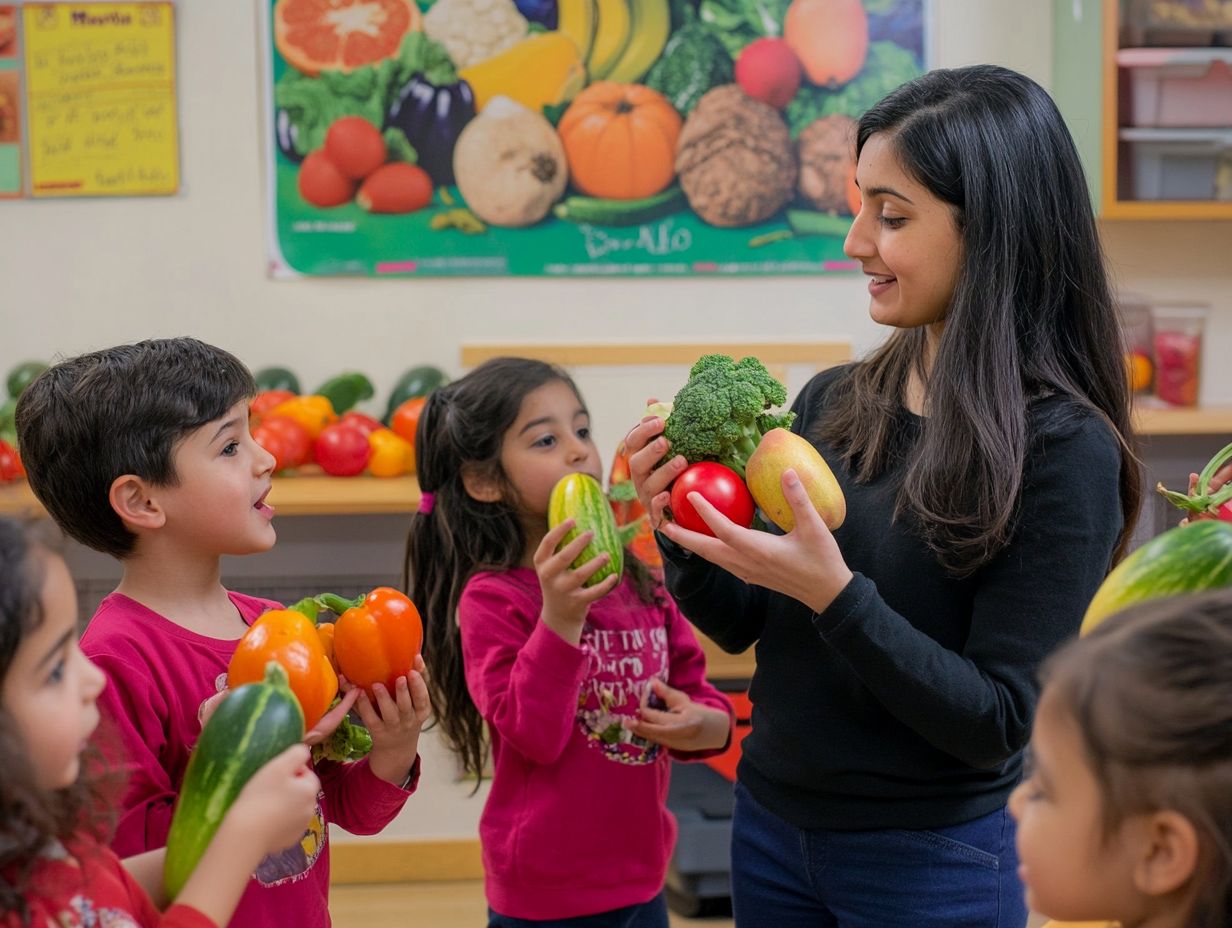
left=0, top=518, right=320, bottom=928
left=407, top=358, right=734, bottom=926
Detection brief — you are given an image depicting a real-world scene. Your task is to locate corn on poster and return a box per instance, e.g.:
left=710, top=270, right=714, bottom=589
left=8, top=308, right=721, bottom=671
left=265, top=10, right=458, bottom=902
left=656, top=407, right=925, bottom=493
left=22, top=2, right=178, bottom=197
left=264, top=0, right=926, bottom=278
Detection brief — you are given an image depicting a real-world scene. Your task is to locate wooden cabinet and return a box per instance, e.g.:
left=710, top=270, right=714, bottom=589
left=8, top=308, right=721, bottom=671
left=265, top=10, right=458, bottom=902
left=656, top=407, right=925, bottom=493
left=1054, top=0, right=1232, bottom=219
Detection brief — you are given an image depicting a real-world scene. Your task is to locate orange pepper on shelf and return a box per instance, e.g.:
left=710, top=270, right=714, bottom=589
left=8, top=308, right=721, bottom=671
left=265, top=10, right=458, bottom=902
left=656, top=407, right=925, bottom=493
left=227, top=609, right=339, bottom=728
left=366, top=427, right=415, bottom=478
left=329, top=588, right=423, bottom=698
left=270, top=394, right=338, bottom=439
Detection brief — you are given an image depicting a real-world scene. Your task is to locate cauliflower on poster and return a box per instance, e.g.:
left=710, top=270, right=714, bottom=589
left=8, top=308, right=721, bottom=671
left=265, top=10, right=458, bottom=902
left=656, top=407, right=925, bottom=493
left=423, top=0, right=529, bottom=69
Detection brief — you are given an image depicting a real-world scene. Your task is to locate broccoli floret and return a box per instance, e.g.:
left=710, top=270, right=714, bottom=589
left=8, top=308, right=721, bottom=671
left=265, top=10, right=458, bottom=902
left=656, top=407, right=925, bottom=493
left=663, top=355, right=795, bottom=478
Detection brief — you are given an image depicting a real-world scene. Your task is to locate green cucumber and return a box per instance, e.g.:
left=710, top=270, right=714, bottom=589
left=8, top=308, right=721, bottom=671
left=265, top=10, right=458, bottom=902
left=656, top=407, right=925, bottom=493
left=547, top=473, right=624, bottom=588
left=553, top=186, right=686, bottom=227
left=384, top=365, right=448, bottom=424
left=785, top=209, right=853, bottom=238
left=1082, top=520, right=1232, bottom=633
left=164, top=662, right=305, bottom=898
left=253, top=366, right=301, bottom=394
left=6, top=361, right=47, bottom=400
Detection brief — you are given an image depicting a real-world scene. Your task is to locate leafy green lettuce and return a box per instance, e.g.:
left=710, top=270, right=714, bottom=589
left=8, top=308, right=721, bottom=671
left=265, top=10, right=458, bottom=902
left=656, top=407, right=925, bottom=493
left=785, top=41, right=921, bottom=136
left=698, top=0, right=791, bottom=58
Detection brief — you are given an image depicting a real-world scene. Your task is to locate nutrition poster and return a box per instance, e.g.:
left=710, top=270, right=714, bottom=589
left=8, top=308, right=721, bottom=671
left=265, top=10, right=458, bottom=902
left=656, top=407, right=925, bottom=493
left=264, top=0, right=926, bottom=277
left=23, top=2, right=178, bottom=197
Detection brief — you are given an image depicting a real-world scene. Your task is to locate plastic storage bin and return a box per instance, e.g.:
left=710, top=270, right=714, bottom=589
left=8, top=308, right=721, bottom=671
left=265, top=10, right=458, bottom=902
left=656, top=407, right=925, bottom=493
left=1118, top=293, right=1155, bottom=396
left=1151, top=302, right=1208, bottom=407
left=1118, top=127, right=1232, bottom=199
left=1118, top=48, right=1232, bottom=125
left=1123, top=0, right=1232, bottom=45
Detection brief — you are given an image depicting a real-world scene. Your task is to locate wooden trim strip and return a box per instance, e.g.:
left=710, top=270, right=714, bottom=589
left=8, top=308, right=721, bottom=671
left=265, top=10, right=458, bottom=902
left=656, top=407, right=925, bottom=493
left=460, top=342, right=852, bottom=368
left=331, top=838, right=483, bottom=884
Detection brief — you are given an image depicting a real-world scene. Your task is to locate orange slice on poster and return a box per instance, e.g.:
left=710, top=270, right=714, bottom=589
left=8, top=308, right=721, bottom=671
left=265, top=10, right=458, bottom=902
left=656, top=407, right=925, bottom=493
left=274, top=0, right=422, bottom=76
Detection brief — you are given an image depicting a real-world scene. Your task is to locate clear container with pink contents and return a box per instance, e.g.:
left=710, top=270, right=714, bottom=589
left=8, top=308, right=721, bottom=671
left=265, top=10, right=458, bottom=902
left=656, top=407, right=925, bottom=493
left=1151, top=302, right=1209, bottom=407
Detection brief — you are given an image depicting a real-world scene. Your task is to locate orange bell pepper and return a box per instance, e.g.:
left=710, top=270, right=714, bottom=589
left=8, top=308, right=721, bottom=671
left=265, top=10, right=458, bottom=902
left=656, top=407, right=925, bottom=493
left=366, top=428, right=415, bottom=478
left=227, top=609, right=339, bottom=728
left=270, top=394, right=338, bottom=439
left=330, top=588, right=423, bottom=698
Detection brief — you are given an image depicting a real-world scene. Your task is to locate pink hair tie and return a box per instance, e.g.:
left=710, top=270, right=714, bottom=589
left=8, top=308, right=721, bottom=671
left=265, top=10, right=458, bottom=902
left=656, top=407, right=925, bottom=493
left=418, top=491, right=435, bottom=515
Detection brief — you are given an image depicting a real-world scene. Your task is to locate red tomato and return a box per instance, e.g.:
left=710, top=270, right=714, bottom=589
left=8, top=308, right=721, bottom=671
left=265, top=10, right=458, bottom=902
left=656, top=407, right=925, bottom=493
left=0, top=440, right=24, bottom=482
left=340, top=411, right=384, bottom=437
left=250, top=389, right=296, bottom=422
left=252, top=414, right=312, bottom=472
left=390, top=396, right=427, bottom=446
left=314, top=423, right=372, bottom=476
left=669, top=462, right=755, bottom=536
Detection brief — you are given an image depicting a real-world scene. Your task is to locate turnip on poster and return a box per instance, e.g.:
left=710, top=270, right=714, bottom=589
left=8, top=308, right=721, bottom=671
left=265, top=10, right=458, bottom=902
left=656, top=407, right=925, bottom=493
left=263, top=0, right=928, bottom=277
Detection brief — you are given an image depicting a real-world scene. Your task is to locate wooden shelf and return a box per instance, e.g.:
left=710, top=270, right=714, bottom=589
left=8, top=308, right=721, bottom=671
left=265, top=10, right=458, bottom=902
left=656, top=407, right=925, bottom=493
left=0, top=474, right=421, bottom=519
left=1133, top=404, right=1232, bottom=436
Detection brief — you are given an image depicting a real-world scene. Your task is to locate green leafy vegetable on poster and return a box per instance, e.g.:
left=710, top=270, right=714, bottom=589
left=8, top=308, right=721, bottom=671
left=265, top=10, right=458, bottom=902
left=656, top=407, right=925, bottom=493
left=275, top=32, right=457, bottom=156
left=698, top=0, right=792, bottom=57
left=785, top=41, right=921, bottom=136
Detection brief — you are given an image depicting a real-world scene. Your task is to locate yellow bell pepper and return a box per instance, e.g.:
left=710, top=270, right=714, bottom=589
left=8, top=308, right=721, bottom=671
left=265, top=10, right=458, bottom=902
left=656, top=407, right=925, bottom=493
left=270, top=395, right=337, bottom=439
left=367, top=428, right=415, bottom=478
left=459, top=32, right=586, bottom=112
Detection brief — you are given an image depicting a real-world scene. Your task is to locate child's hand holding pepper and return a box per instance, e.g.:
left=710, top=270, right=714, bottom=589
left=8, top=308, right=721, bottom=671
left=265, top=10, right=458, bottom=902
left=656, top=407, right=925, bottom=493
left=346, top=654, right=431, bottom=787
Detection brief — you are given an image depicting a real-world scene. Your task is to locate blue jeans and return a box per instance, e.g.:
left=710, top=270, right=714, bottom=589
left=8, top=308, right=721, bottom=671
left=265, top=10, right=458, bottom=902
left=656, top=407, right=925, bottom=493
left=487, top=893, right=669, bottom=928
left=731, top=782, right=1027, bottom=928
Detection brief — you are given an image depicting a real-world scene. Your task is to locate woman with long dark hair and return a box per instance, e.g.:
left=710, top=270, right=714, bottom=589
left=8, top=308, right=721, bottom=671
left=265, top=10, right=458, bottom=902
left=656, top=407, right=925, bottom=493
left=624, top=64, right=1142, bottom=927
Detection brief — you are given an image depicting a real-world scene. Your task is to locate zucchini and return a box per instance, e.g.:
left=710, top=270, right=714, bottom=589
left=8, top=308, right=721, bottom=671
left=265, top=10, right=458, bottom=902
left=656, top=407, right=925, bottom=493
left=312, top=372, right=375, bottom=414
left=383, top=365, right=448, bottom=424
left=1081, top=520, right=1232, bottom=634
left=547, top=473, right=624, bottom=588
left=253, top=366, right=301, bottom=394
left=785, top=209, right=852, bottom=238
left=553, top=185, right=686, bottom=227
left=164, top=662, right=305, bottom=898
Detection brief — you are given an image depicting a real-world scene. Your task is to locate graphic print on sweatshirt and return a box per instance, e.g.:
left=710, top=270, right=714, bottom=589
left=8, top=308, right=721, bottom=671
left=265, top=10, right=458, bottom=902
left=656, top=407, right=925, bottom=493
left=577, top=622, right=670, bottom=764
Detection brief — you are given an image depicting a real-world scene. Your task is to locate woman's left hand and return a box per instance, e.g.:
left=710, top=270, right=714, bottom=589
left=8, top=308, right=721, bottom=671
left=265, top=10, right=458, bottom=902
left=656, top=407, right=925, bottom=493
left=658, top=468, right=853, bottom=615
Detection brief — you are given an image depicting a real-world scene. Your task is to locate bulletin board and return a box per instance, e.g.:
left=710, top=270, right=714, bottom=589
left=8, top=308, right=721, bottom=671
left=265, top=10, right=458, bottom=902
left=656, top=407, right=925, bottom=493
left=13, top=1, right=178, bottom=197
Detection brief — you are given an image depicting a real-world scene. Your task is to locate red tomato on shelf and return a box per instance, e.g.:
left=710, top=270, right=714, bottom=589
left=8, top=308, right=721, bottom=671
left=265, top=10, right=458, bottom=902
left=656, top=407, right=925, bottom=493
left=390, top=395, right=427, bottom=446
left=339, top=411, right=384, bottom=437
left=669, top=462, right=755, bottom=536
left=314, top=423, right=372, bottom=476
left=252, top=414, right=312, bottom=472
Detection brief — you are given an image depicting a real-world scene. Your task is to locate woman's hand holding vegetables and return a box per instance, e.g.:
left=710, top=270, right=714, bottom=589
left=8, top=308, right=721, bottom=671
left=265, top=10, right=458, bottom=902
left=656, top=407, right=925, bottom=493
left=534, top=519, right=620, bottom=645
left=348, top=655, right=431, bottom=787
left=661, top=468, right=854, bottom=615
left=624, top=410, right=687, bottom=530
left=622, top=678, right=731, bottom=753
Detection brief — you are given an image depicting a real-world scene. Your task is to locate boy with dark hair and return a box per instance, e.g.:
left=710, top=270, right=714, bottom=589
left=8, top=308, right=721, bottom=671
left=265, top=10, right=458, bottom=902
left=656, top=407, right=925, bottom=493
left=16, top=337, right=430, bottom=928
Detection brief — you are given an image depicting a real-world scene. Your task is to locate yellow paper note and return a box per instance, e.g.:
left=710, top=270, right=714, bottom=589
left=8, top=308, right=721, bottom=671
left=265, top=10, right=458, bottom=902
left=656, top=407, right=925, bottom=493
left=23, top=2, right=178, bottom=196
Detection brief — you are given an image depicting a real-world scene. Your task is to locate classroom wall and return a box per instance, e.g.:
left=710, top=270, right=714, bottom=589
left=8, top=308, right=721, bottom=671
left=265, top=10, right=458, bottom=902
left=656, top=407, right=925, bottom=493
left=3, top=0, right=1231, bottom=845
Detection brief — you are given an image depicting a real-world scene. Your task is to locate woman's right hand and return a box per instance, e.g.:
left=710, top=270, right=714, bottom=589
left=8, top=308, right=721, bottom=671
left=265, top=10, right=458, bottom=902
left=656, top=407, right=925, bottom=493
left=624, top=405, right=688, bottom=529
left=227, top=743, right=321, bottom=856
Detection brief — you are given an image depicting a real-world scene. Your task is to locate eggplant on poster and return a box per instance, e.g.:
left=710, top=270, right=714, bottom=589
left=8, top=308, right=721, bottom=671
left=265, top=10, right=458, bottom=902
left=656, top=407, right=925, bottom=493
left=264, top=0, right=926, bottom=277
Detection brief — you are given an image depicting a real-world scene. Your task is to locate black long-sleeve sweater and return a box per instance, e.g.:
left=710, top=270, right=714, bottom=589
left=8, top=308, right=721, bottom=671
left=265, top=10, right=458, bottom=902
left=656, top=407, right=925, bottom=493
left=660, top=366, right=1124, bottom=831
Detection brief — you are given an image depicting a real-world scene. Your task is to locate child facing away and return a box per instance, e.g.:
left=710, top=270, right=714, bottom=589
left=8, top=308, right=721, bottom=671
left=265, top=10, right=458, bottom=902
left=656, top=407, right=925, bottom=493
left=0, top=518, right=322, bottom=928
left=14, top=338, right=431, bottom=928
left=1010, top=589, right=1232, bottom=928
left=405, top=357, right=734, bottom=927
